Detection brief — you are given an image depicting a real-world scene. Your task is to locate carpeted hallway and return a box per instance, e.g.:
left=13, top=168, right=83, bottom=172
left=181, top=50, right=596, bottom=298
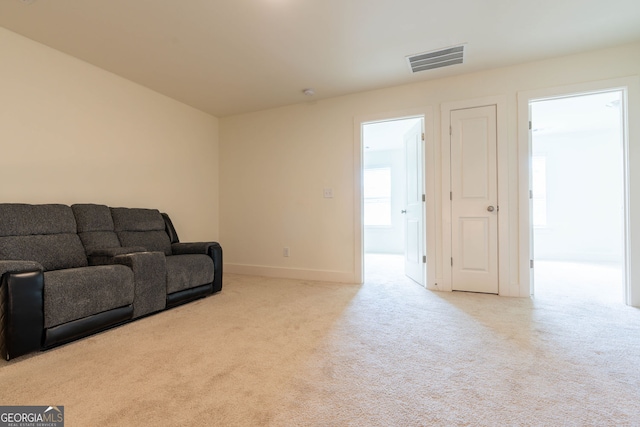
left=1, top=256, right=639, bottom=426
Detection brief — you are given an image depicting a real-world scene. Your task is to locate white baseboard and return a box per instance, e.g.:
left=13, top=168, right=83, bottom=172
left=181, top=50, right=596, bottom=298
left=224, top=263, right=357, bottom=283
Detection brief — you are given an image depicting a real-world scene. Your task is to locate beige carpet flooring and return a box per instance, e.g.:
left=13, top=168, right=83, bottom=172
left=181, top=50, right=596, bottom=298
left=1, top=255, right=640, bottom=426
left=534, top=259, right=624, bottom=305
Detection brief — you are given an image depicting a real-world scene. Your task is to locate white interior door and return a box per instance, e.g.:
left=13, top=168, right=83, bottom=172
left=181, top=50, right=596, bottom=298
left=404, top=121, right=425, bottom=285
left=450, top=105, right=498, bottom=293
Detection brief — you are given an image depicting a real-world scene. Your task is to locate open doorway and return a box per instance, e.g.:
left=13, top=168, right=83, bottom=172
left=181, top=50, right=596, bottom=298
left=530, top=90, right=627, bottom=304
left=362, top=117, right=425, bottom=286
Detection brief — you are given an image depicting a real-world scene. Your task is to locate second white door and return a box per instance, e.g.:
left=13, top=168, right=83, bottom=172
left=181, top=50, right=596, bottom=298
left=404, top=121, right=424, bottom=286
left=450, top=105, right=499, bottom=293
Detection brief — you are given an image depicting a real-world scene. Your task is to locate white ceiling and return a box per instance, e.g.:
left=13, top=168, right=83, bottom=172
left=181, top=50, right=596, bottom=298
left=1, top=0, right=639, bottom=117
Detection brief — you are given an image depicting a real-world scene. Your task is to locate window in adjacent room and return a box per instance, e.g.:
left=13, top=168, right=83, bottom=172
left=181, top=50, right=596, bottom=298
left=364, top=167, right=392, bottom=226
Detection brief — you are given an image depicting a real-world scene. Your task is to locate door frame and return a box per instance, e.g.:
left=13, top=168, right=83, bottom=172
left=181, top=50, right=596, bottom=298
left=441, top=96, right=510, bottom=294
left=517, top=77, right=638, bottom=304
left=354, top=107, right=434, bottom=287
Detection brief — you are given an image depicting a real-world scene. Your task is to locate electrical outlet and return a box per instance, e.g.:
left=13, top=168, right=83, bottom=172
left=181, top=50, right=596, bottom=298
left=283, top=247, right=290, bottom=257
left=323, top=188, right=334, bottom=198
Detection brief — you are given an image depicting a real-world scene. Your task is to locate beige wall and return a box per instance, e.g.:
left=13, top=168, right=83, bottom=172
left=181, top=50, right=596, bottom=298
left=0, top=27, right=220, bottom=242
left=220, top=42, right=640, bottom=301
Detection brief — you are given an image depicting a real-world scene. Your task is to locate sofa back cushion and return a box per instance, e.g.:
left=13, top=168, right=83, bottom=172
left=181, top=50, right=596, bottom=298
left=0, top=204, right=88, bottom=271
left=111, top=208, right=172, bottom=256
left=72, top=204, right=121, bottom=251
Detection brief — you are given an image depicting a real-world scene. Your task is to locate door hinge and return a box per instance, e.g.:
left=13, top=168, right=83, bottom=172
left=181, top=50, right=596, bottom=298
left=422, top=132, right=425, bottom=141
left=529, top=120, right=532, bottom=130
left=529, top=190, right=533, bottom=199
left=530, top=260, right=534, bottom=268
left=451, top=257, right=453, bottom=267
left=449, top=125, right=452, bottom=136
left=450, top=191, right=452, bottom=201
left=422, top=194, right=426, bottom=202
left=423, top=255, right=427, bottom=263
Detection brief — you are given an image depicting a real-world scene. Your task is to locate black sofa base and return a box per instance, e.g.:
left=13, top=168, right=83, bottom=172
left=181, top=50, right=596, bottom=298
left=167, top=283, right=214, bottom=309
left=43, top=305, right=133, bottom=349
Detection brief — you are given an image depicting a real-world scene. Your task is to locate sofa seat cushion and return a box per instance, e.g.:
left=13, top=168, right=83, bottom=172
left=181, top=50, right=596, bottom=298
left=166, top=254, right=214, bottom=294
left=43, top=265, right=134, bottom=328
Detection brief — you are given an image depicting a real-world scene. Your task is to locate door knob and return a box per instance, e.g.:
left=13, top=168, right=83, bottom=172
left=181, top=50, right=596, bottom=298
left=487, top=206, right=495, bottom=212
left=401, top=210, right=407, bottom=214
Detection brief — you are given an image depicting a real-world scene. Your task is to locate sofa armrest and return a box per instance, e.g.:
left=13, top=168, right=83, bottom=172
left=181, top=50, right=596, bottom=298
left=0, top=261, right=45, bottom=361
left=87, top=246, right=147, bottom=266
left=112, top=252, right=167, bottom=318
left=171, top=242, right=223, bottom=293
left=0, top=260, right=44, bottom=279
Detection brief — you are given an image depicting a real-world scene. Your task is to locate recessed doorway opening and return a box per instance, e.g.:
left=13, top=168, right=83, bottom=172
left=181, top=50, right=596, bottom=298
left=362, top=117, right=425, bottom=286
left=530, top=90, right=627, bottom=304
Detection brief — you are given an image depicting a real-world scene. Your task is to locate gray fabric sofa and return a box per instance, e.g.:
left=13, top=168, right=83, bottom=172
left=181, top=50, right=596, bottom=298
left=0, top=203, right=222, bottom=361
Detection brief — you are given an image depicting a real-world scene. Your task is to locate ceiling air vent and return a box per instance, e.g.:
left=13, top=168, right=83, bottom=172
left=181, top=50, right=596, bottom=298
left=407, top=45, right=465, bottom=73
